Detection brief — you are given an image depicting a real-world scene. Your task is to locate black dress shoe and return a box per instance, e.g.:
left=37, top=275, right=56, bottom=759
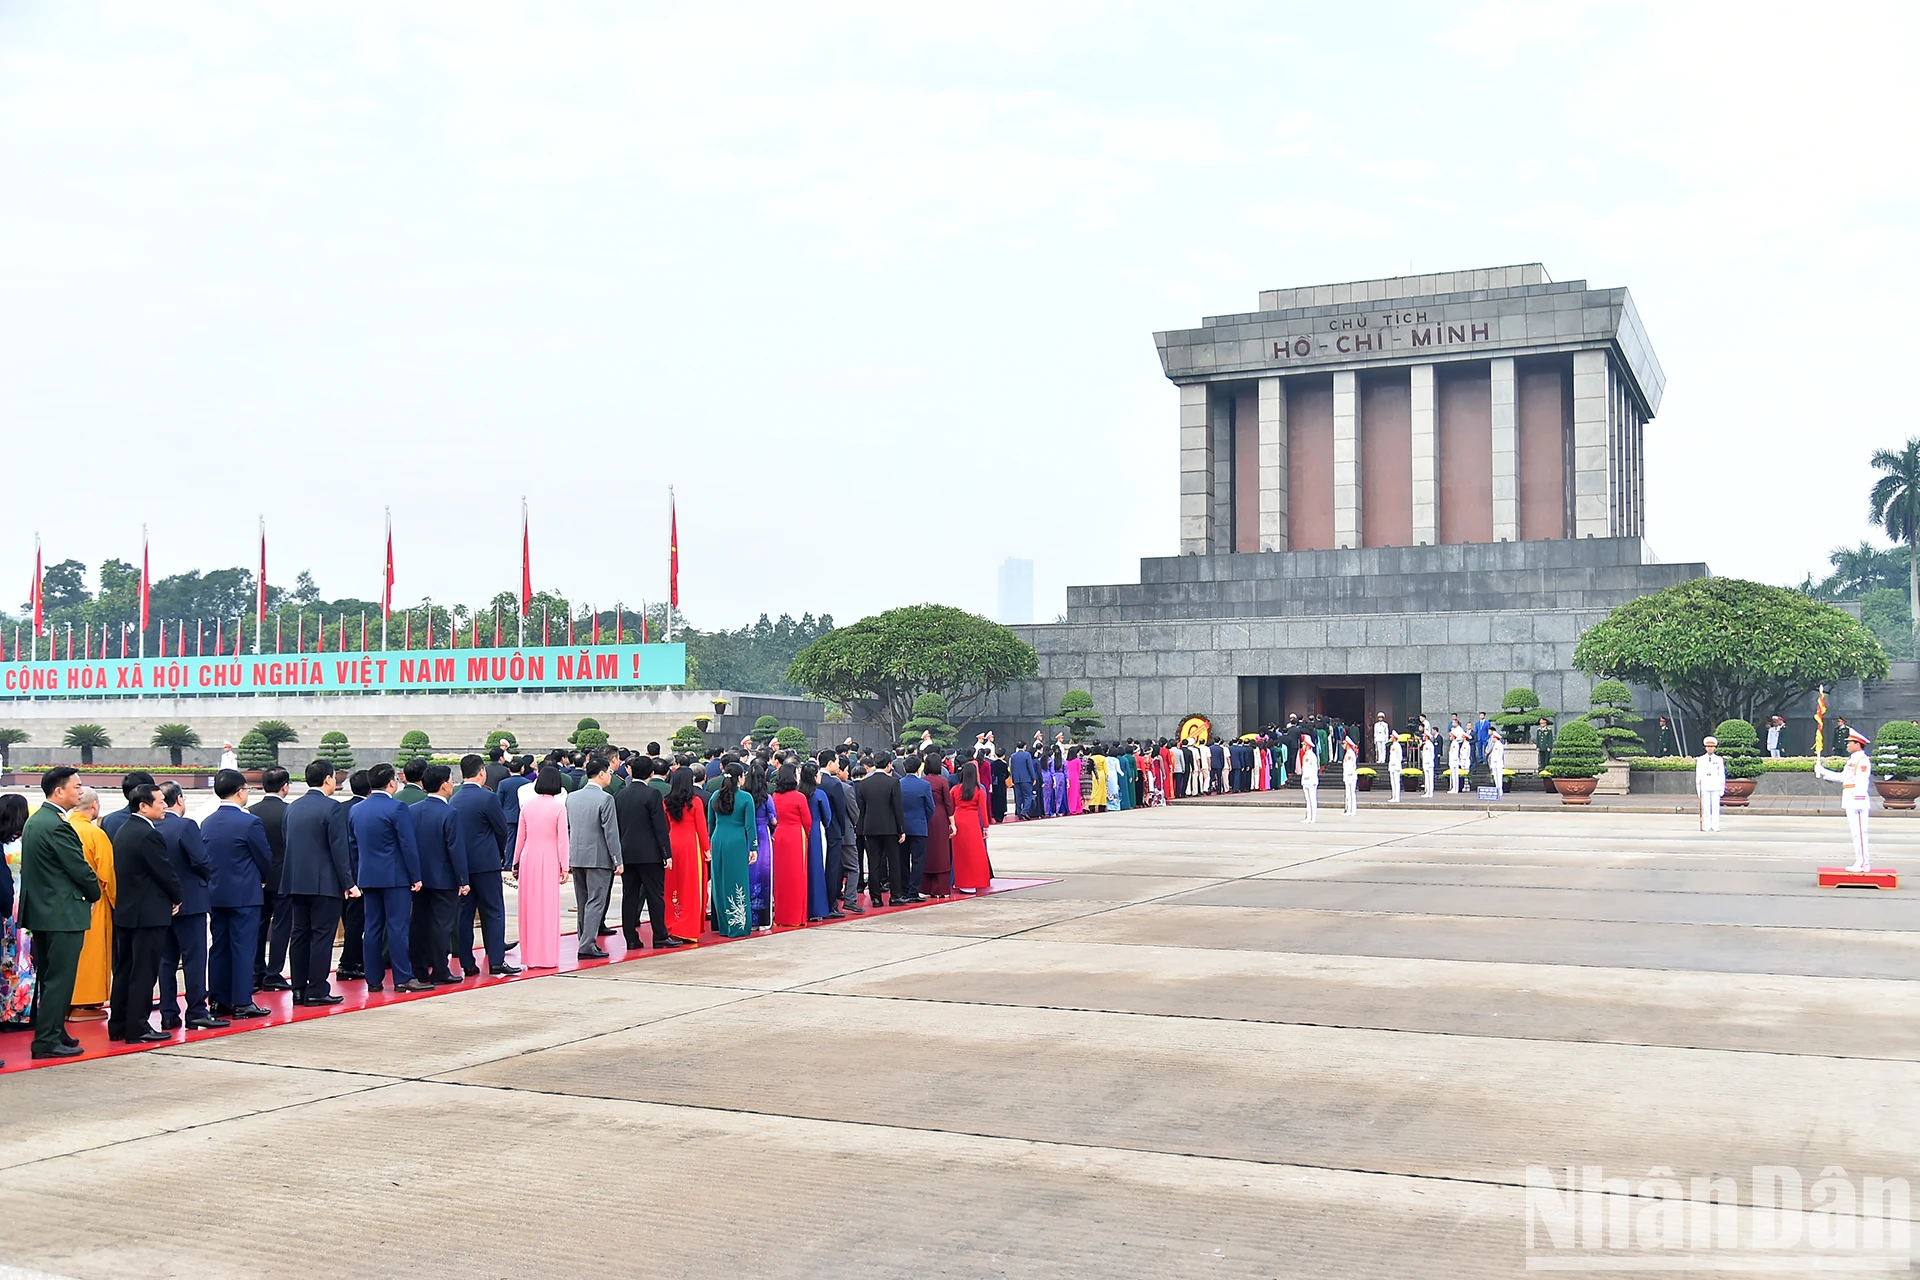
left=62, top=1030, right=79, bottom=1047
left=577, top=945, right=609, bottom=960
left=362, top=983, right=382, bottom=994
left=231, top=1004, right=272, bottom=1018
left=395, top=979, right=435, bottom=993
left=622, top=935, right=644, bottom=950
left=334, top=969, right=365, bottom=982
left=130, top=1028, right=172, bottom=1044
left=659, top=937, right=691, bottom=948
left=186, top=1014, right=230, bottom=1030
left=843, top=900, right=865, bottom=915
left=160, top=1017, right=182, bottom=1031
left=825, top=910, right=847, bottom=920
left=305, top=993, right=344, bottom=1006
left=257, top=975, right=292, bottom=991
left=433, top=974, right=463, bottom=986
left=290, top=994, right=307, bottom=1006
left=31, top=1043, right=84, bottom=1059
left=489, top=964, right=524, bottom=976
left=595, top=925, right=616, bottom=937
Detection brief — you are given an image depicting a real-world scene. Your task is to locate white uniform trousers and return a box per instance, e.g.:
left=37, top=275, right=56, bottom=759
left=1301, top=781, right=1318, bottom=823
left=1698, top=790, right=1722, bottom=832
left=1343, top=776, right=1358, bottom=815
left=1845, top=803, right=1872, bottom=871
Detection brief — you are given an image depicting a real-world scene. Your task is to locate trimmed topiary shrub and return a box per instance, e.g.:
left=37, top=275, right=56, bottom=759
left=1546, top=718, right=1605, bottom=779
left=567, top=718, right=600, bottom=746
left=1043, top=688, right=1106, bottom=740
left=236, top=730, right=275, bottom=770
left=670, top=724, right=705, bottom=752
left=1713, top=718, right=1762, bottom=780
left=317, top=730, right=355, bottom=771
left=752, top=715, right=780, bottom=745
left=1871, top=718, right=1920, bottom=780
left=774, top=725, right=807, bottom=752
left=485, top=729, right=518, bottom=753
left=398, top=729, right=432, bottom=758
left=900, top=693, right=957, bottom=747
left=574, top=728, right=610, bottom=753
left=1587, top=680, right=1646, bottom=757
left=1493, top=687, right=1552, bottom=742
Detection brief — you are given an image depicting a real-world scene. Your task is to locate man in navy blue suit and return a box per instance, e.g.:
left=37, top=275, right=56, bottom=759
left=452, top=753, right=519, bottom=977
left=200, top=769, right=273, bottom=1019
left=281, top=759, right=358, bottom=1006
left=101, top=770, right=157, bottom=840
left=407, top=763, right=467, bottom=986
left=896, top=754, right=935, bottom=904
left=156, top=782, right=224, bottom=1031
left=1010, top=745, right=1038, bottom=821
left=351, top=762, right=432, bottom=994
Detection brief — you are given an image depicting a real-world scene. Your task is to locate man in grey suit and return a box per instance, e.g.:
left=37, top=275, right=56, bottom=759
left=565, top=757, right=622, bottom=959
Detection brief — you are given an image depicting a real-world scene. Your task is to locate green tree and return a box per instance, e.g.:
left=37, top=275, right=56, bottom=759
left=1545, top=718, right=1605, bottom=780
left=1859, top=587, right=1916, bottom=659
left=1871, top=719, right=1920, bottom=780
left=150, top=723, right=202, bottom=767
left=0, top=727, right=28, bottom=769
left=751, top=715, right=781, bottom=746
left=1042, top=689, right=1106, bottom=741
left=317, top=730, right=355, bottom=771
left=398, top=729, right=433, bottom=759
left=236, top=730, right=275, bottom=770
left=575, top=728, right=610, bottom=753
left=252, top=719, right=298, bottom=761
left=670, top=724, right=706, bottom=752
left=1585, top=680, right=1646, bottom=758
left=63, top=723, right=110, bottom=766
left=1807, top=541, right=1908, bottom=601
left=785, top=604, right=1039, bottom=744
left=568, top=717, right=600, bottom=746
left=1869, top=438, right=1920, bottom=656
left=40, top=559, right=89, bottom=611
left=484, top=730, right=519, bottom=754
left=1491, top=687, right=1551, bottom=742
left=1573, top=577, right=1889, bottom=736
left=900, top=693, right=958, bottom=747
left=1712, top=718, right=1762, bottom=780
left=774, top=725, right=808, bottom=751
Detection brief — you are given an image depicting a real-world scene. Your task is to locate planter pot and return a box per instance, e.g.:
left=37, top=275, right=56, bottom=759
left=1541, top=776, right=1557, bottom=793
left=1874, top=778, right=1920, bottom=810
left=1505, top=743, right=1540, bottom=773
left=1555, top=777, right=1599, bottom=805
left=1357, top=775, right=1374, bottom=791
left=1721, top=777, right=1758, bottom=808
left=1595, top=759, right=1632, bottom=796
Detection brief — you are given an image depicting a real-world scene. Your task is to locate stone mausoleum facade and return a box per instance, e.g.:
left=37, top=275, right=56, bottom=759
left=983, top=265, right=1711, bottom=741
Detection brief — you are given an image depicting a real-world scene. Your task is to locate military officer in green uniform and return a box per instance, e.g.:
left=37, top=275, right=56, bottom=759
left=18, top=766, right=100, bottom=1059
left=1535, top=717, right=1556, bottom=769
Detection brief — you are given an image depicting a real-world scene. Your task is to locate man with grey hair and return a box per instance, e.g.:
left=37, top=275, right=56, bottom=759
left=566, top=757, right=622, bottom=959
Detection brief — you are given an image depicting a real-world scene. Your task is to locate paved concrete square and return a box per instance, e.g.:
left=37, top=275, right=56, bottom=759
left=2, top=803, right=1915, bottom=1276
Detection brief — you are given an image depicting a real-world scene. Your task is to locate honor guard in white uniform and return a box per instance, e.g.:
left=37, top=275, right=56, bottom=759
left=1814, top=728, right=1874, bottom=870
left=1298, top=733, right=1320, bottom=823
left=1694, top=735, right=1726, bottom=832
left=1448, top=716, right=1471, bottom=794
left=1388, top=733, right=1404, bottom=802
left=1372, top=713, right=1391, bottom=764
left=1420, top=720, right=1437, bottom=797
left=1341, top=734, right=1361, bottom=816
left=1486, top=727, right=1506, bottom=799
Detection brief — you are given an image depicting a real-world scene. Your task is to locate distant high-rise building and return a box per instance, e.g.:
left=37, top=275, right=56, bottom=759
left=997, top=558, right=1034, bottom=625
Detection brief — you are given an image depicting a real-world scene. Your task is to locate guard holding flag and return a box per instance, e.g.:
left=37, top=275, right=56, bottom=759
left=1814, top=728, right=1875, bottom=872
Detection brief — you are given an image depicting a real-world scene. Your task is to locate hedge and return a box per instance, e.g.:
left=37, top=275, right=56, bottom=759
left=1631, top=756, right=1844, bottom=772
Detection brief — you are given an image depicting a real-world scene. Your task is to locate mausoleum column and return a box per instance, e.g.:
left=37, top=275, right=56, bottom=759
left=1571, top=350, right=1612, bottom=538
left=1410, top=364, right=1437, bottom=545
left=1490, top=357, right=1518, bottom=541
left=1258, top=376, right=1287, bottom=551
left=1333, top=370, right=1361, bottom=550
left=1178, top=383, right=1211, bottom=554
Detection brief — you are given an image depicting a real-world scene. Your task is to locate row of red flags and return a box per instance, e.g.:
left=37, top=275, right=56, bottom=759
left=20, top=494, right=680, bottom=651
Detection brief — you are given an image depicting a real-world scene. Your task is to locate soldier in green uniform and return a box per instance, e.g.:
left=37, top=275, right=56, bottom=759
left=1535, top=717, right=1556, bottom=769
left=1654, top=717, right=1676, bottom=757
left=17, top=767, right=100, bottom=1059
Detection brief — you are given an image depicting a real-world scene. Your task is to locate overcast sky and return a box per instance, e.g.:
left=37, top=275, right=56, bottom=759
left=2, top=2, right=1914, bottom=628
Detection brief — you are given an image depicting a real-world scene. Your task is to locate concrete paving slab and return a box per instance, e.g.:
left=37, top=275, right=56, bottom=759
left=434, top=993, right=1920, bottom=1186
left=836, top=894, right=1103, bottom=937
left=1025, top=903, right=1920, bottom=979
left=565, top=926, right=978, bottom=991
left=801, top=937, right=1920, bottom=1058
left=155, top=972, right=748, bottom=1077
left=1255, top=860, right=1860, bottom=897
left=0, top=1054, right=395, bottom=1171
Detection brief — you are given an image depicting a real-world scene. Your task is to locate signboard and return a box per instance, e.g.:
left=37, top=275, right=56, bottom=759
left=1476, top=785, right=1501, bottom=801
left=0, top=643, right=688, bottom=699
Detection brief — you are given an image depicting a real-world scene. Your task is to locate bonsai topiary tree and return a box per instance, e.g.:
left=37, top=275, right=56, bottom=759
left=317, top=730, right=355, bottom=771
left=1871, top=719, right=1920, bottom=780
left=1545, top=718, right=1605, bottom=780
left=236, top=730, right=275, bottom=770
left=900, top=693, right=958, bottom=747
left=670, top=724, right=706, bottom=752
left=0, top=727, right=28, bottom=769
left=251, top=719, right=298, bottom=761
left=150, top=723, right=202, bottom=767
left=1586, top=680, right=1646, bottom=758
left=484, top=730, right=518, bottom=754
left=1043, top=689, right=1106, bottom=741
left=1712, top=718, right=1763, bottom=780
left=398, top=729, right=433, bottom=759
left=567, top=717, right=601, bottom=746
left=575, top=728, right=610, bottom=753
left=63, top=723, right=110, bottom=767
left=1492, top=687, right=1551, bottom=743
left=752, top=715, right=781, bottom=746
left=774, top=725, right=807, bottom=752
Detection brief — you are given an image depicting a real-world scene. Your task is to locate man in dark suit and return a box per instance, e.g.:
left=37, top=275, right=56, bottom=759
left=351, top=762, right=431, bottom=994
left=201, top=769, right=274, bottom=1019
left=897, top=754, right=933, bottom=904
left=407, top=764, right=466, bottom=986
left=100, top=769, right=157, bottom=840
left=484, top=745, right=512, bottom=790
left=451, top=754, right=518, bottom=976
left=336, top=769, right=371, bottom=980
left=18, top=767, right=100, bottom=1058
left=108, top=784, right=182, bottom=1043
left=251, top=767, right=294, bottom=991
left=156, top=782, right=223, bottom=1031
left=855, top=752, right=906, bottom=907
left=613, top=755, right=677, bottom=949
left=282, top=760, right=357, bottom=1006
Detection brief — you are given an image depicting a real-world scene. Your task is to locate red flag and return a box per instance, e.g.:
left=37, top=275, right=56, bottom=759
left=139, top=526, right=150, bottom=636
left=615, top=603, right=622, bottom=644
left=669, top=490, right=679, bottom=610
left=337, top=612, right=347, bottom=653
left=567, top=610, right=574, bottom=647
left=214, top=617, right=223, bottom=657
left=426, top=607, right=434, bottom=649
left=542, top=606, right=548, bottom=647
left=382, top=509, right=395, bottom=621
left=404, top=613, right=411, bottom=651
left=471, top=610, right=479, bottom=650
left=158, top=620, right=167, bottom=658
left=493, top=604, right=501, bottom=648
left=592, top=607, right=601, bottom=646
left=520, top=498, right=533, bottom=618
left=84, top=622, right=90, bottom=657
left=197, top=619, right=204, bottom=658
left=360, top=612, right=367, bottom=651
left=640, top=601, right=648, bottom=645
left=30, top=536, right=42, bottom=636
left=275, top=614, right=282, bottom=655
left=297, top=612, right=304, bottom=653
left=119, top=624, right=127, bottom=659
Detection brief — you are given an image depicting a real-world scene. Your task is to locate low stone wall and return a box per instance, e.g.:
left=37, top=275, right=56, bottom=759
left=1629, top=771, right=1828, bottom=797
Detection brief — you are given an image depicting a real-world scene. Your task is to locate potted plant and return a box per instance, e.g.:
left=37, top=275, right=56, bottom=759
left=1871, top=719, right=1920, bottom=808
left=63, top=723, right=112, bottom=767
left=1493, top=687, right=1553, bottom=772
left=1537, top=768, right=1557, bottom=792
left=1713, top=718, right=1763, bottom=806
left=694, top=714, right=712, bottom=731
left=236, top=730, right=275, bottom=781
left=1355, top=766, right=1375, bottom=791
left=0, top=727, right=31, bottom=770
left=711, top=698, right=729, bottom=717
left=1545, top=719, right=1605, bottom=804
left=317, top=730, right=355, bottom=773
left=150, top=722, right=202, bottom=768
left=671, top=723, right=705, bottom=753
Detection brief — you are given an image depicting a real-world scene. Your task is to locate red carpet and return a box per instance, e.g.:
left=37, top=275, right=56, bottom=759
left=0, top=878, right=1054, bottom=1074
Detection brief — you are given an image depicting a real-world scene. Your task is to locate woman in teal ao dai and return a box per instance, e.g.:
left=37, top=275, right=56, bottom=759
left=706, top=763, right=759, bottom=938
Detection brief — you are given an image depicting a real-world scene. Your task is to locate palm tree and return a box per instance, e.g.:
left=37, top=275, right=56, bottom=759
left=63, top=723, right=111, bottom=767
left=150, top=723, right=202, bottom=768
left=0, top=727, right=28, bottom=770
left=1869, top=439, right=1920, bottom=655
left=251, top=719, right=299, bottom=761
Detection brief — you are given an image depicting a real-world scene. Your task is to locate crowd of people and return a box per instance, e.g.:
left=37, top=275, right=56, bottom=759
left=0, top=735, right=1005, bottom=1063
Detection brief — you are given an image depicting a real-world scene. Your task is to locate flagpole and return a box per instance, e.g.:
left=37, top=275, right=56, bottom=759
left=519, top=495, right=529, bottom=649
left=381, top=507, right=392, bottom=653
left=30, top=532, right=39, bottom=663
left=666, top=486, right=676, bottom=644
left=139, top=524, right=148, bottom=661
